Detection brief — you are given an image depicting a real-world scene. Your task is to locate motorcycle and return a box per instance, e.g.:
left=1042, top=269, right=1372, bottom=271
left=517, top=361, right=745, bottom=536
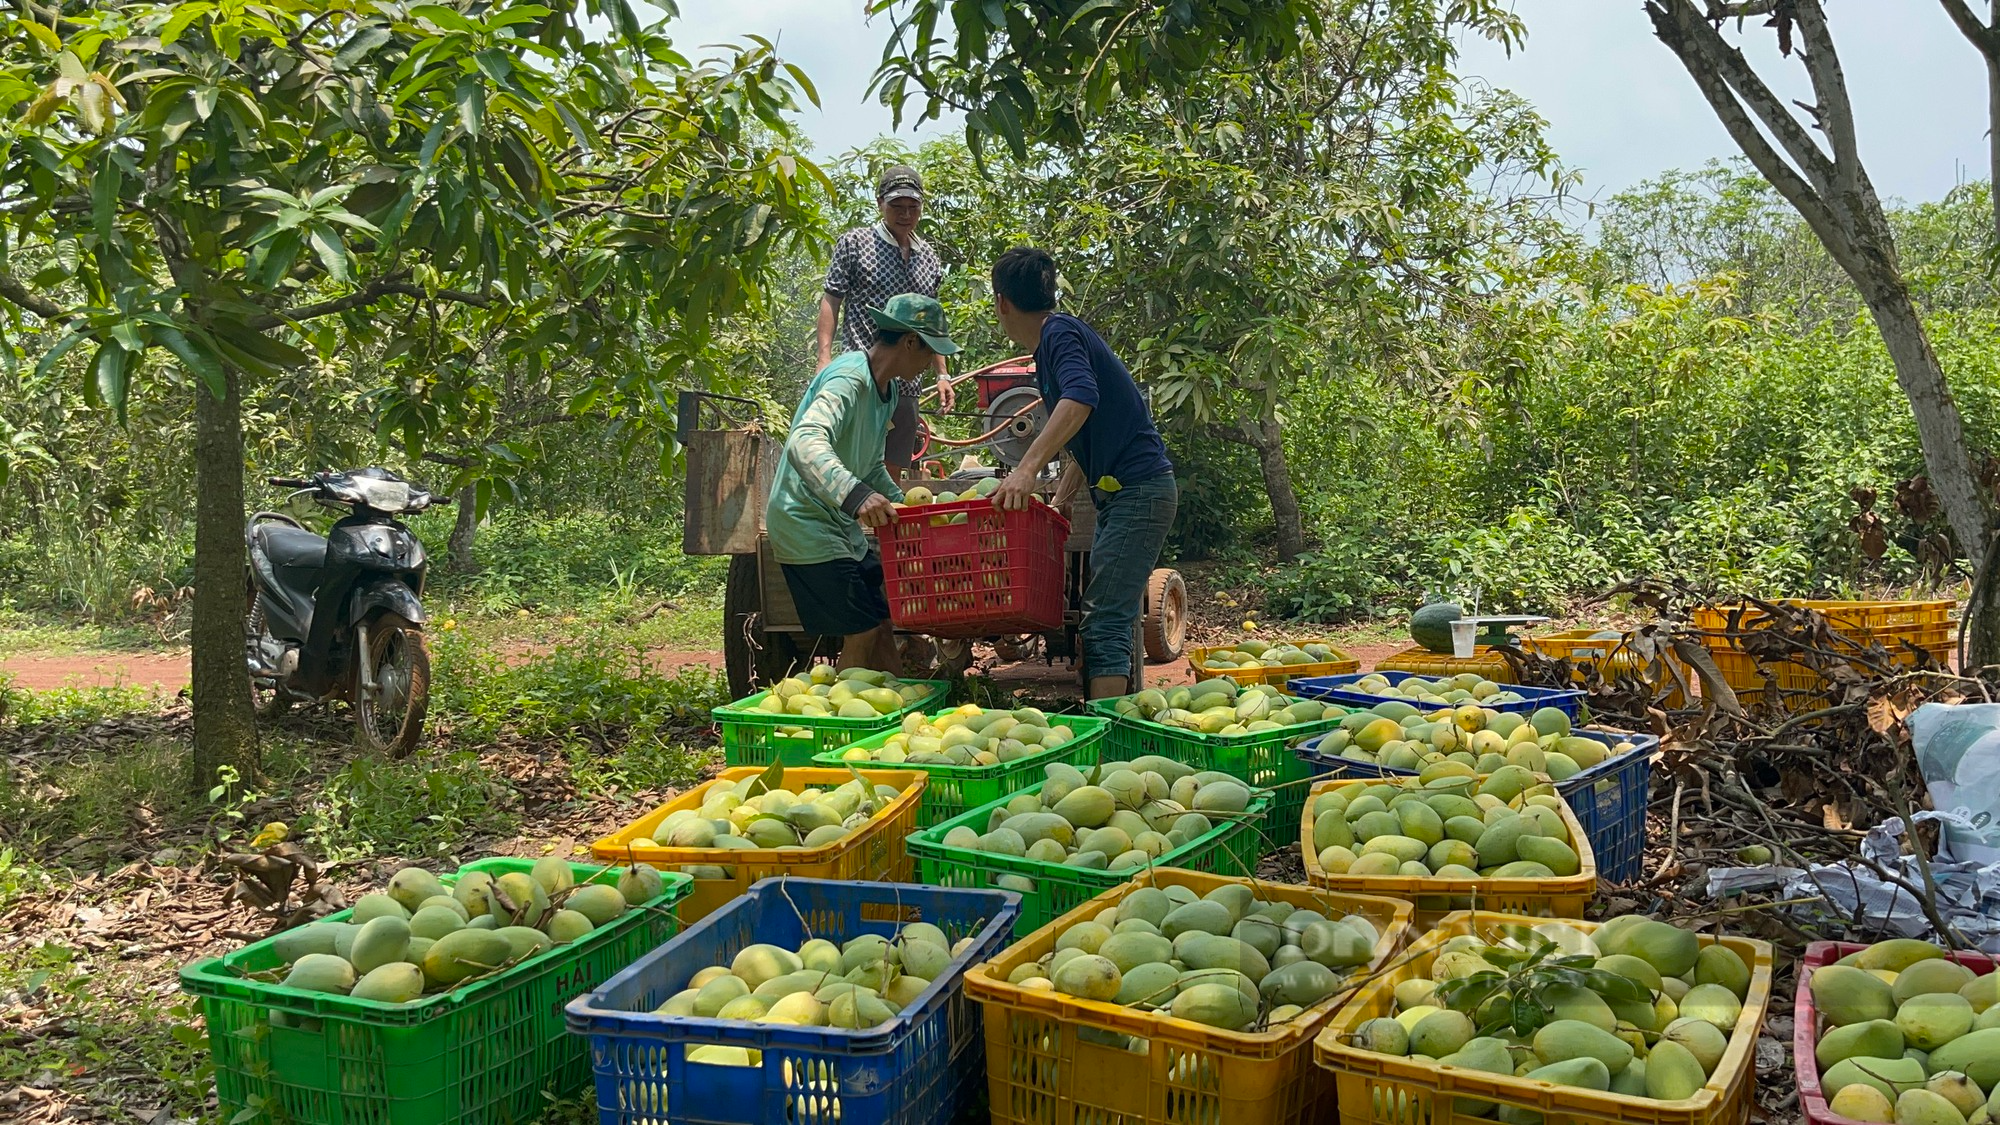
left=245, top=467, right=444, bottom=756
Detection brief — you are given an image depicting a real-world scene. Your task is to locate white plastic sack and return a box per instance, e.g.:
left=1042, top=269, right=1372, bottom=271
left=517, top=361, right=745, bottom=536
left=1906, top=701, right=2000, bottom=864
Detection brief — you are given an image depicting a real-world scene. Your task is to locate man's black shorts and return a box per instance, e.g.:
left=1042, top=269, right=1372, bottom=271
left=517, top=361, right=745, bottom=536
left=780, top=551, right=892, bottom=637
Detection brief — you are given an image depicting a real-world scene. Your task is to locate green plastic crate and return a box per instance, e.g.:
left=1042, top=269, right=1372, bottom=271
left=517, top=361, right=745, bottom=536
left=179, top=857, right=691, bottom=1125
left=811, top=712, right=1110, bottom=828
left=715, top=679, right=950, bottom=768
left=1084, top=695, right=1348, bottom=837
left=907, top=779, right=1270, bottom=935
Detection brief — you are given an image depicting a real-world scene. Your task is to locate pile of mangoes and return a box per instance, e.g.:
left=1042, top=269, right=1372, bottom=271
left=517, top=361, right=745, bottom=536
left=940, top=759, right=1255, bottom=886
left=1345, top=917, right=1754, bottom=1104
left=1348, top=672, right=1532, bottom=706
left=837, top=704, right=1080, bottom=767
left=752, top=665, right=932, bottom=723
left=264, top=859, right=665, bottom=1004
left=648, top=924, right=978, bottom=1065
left=1199, top=639, right=1342, bottom=672
left=1809, top=938, right=2000, bottom=1125
left=1112, top=678, right=1332, bottom=737
left=898, top=478, right=999, bottom=525
left=630, top=771, right=909, bottom=877
left=1004, top=880, right=1383, bottom=1037
left=1315, top=700, right=1635, bottom=782
left=1309, top=769, right=1581, bottom=880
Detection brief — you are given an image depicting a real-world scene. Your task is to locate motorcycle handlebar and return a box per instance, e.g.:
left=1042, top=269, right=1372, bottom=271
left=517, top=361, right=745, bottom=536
left=269, top=476, right=313, bottom=488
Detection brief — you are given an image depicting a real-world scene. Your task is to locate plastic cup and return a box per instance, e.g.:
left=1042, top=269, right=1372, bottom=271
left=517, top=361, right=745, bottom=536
left=1450, top=620, right=1478, bottom=659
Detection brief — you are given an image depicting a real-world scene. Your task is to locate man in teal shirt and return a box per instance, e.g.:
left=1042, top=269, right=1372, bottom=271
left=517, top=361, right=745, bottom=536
left=766, top=294, right=962, bottom=671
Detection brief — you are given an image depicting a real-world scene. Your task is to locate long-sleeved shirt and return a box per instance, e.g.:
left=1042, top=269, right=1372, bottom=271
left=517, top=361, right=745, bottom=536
left=765, top=351, right=905, bottom=565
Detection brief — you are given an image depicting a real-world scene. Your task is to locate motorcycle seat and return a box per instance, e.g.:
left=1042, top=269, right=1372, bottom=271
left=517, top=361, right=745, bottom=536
left=254, top=522, right=328, bottom=571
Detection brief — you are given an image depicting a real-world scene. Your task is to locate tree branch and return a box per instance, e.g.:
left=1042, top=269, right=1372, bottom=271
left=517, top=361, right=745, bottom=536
left=1791, top=1, right=1860, bottom=184
left=246, top=276, right=495, bottom=330
left=1646, top=0, right=1854, bottom=270
left=1938, top=0, right=2000, bottom=55
left=1651, top=0, right=1837, bottom=192
left=0, top=269, right=67, bottom=321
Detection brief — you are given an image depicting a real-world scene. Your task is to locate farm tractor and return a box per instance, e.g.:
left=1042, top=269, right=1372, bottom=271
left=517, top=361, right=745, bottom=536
left=680, top=357, right=1188, bottom=698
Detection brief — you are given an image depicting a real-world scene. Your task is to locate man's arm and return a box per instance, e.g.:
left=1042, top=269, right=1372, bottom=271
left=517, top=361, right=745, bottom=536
left=932, top=352, right=953, bottom=411
left=993, top=399, right=1091, bottom=511
left=786, top=373, right=898, bottom=521
left=816, top=293, right=841, bottom=369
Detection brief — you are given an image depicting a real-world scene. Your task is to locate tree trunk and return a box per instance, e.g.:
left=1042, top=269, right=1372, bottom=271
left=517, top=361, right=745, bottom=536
left=1242, top=416, right=1307, bottom=562
left=1988, top=47, right=2000, bottom=247
left=446, top=484, right=479, bottom=573
left=191, top=362, right=259, bottom=792
left=1857, top=283, right=1992, bottom=571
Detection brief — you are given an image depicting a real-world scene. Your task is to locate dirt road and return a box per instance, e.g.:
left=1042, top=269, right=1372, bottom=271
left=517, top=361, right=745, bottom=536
left=1, top=641, right=1407, bottom=695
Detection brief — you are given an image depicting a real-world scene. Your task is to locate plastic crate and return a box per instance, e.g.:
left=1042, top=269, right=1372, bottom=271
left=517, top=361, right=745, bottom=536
left=1300, top=776, right=1597, bottom=925
left=179, top=858, right=692, bottom=1125
left=1186, top=639, right=1361, bottom=687
left=1295, top=727, right=1658, bottom=885
left=566, top=877, right=1021, bottom=1125
left=1794, top=940, right=1996, bottom=1125
left=882, top=497, right=1069, bottom=637
left=1082, top=695, right=1347, bottom=833
left=1375, top=644, right=1518, bottom=681
left=714, top=679, right=949, bottom=768
left=908, top=779, right=1271, bottom=935
left=1289, top=671, right=1586, bottom=719
left=591, top=767, right=927, bottom=921
left=1315, top=910, right=1773, bottom=1125
left=964, top=868, right=1415, bottom=1125
left=1524, top=629, right=1691, bottom=707
left=1696, top=600, right=1956, bottom=710
left=811, top=713, right=1108, bottom=828
left=1692, top=597, right=1955, bottom=636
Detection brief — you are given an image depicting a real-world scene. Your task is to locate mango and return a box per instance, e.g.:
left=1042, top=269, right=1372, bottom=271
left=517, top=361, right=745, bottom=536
left=1819, top=1020, right=1908, bottom=1070
left=1816, top=965, right=1901, bottom=1027
left=1515, top=835, right=1580, bottom=876
left=422, top=929, right=513, bottom=987
left=1598, top=920, right=1700, bottom=978
left=1825, top=1057, right=1931, bottom=1104
left=1898, top=994, right=1976, bottom=1051
left=1645, top=1039, right=1708, bottom=1101
left=283, top=952, right=358, bottom=994
left=1052, top=954, right=1122, bottom=1002
left=351, top=893, right=410, bottom=925
left=568, top=884, right=628, bottom=926
left=1353, top=1016, right=1410, bottom=1054
left=1532, top=1019, right=1634, bottom=1072
left=1595, top=953, right=1663, bottom=993
left=1679, top=983, right=1743, bottom=1031
left=1162, top=900, right=1233, bottom=939
left=1526, top=1056, right=1610, bottom=1090
left=1409, top=1009, right=1476, bottom=1057
left=1927, top=1028, right=2000, bottom=1088
left=350, top=961, right=425, bottom=1004
left=1860, top=941, right=1950, bottom=973
left=1928, top=1073, right=1985, bottom=1119
left=1170, top=982, right=1257, bottom=1030
left=1694, top=945, right=1752, bottom=1000
left=1897, top=961, right=1979, bottom=1006
left=1897, top=1089, right=1971, bottom=1125
left=1260, top=960, right=1340, bottom=1009
left=348, top=916, right=412, bottom=974
left=386, top=867, right=447, bottom=913
left=1662, top=1017, right=1728, bottom=1074
left=1832, top=1085, right=1898, bottom=1123
left=1960, top=975, right=2000, bottom=1014
left=1115, top=962, right=1181, bottom=1008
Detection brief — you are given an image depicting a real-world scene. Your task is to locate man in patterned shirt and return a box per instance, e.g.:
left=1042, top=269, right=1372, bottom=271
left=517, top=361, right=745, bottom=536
left=769, top=294, right=962, bottom=670
left=818, top=165, right=953, bottom=481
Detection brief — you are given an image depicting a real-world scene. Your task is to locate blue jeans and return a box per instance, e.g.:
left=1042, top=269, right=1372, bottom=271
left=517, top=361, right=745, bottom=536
left=1082, top=474, right=1178, bottom=682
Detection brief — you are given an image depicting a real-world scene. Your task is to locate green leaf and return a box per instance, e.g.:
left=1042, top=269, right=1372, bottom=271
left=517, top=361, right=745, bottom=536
left=747, top=760, right=783, bottom=797
left=455, top=76, right=484, bottom=139
left=19, top=20, right=61, bottom=51
left=781, top=62, right=819, bottom=108
left=308, top=227, right=350, bottom=282
left=474, top=49, right=516, bottom=87
left=32, top=330, right=84, bottom=384
left=1576, top=969, right=1648, bottom=1003
left=92, top=341, right=131, bottom=424
left=152, top=324, right=226, bottom=400
left=55, top=50, right=85, bottom=81
left=91, top=158, right=121, bottom=240
left=334, top=26, right=392, bottom=69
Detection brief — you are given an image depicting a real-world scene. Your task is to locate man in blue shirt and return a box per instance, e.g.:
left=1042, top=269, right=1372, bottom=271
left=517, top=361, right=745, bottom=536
left=989, top=247, right=1177, bottom=699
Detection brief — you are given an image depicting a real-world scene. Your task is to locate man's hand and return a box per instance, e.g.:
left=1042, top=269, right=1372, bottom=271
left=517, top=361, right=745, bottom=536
left=992, top=468, right=1039, bottom=512
left=936, top=372, right=955, bottom=412
left=857, top=493, right=899, bottom=528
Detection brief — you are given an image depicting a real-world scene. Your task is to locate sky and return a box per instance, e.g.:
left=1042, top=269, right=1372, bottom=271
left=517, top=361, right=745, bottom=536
left=661, top=0, right=1991, bottom=208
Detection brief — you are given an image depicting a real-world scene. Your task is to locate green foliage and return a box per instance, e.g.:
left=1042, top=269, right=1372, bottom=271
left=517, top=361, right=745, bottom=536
left=428, top=626, right=727, bottom=746
left=0, top=676, right=165, bottom=728
left=0, top=942, right=211, bottom=1115
left=424, top=506, right=724, bottom=614
left=301, top=750, right=515, bottom=862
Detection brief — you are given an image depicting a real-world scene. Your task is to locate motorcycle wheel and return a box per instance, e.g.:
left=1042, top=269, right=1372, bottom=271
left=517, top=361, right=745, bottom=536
left=354, top=612, right=431, bottom=758
left=245, top=587, right=291, bottom=719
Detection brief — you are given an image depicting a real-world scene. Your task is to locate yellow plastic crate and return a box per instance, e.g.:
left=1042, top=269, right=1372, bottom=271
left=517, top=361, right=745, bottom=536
left=1300, top=777, right=1596, bottom=926
left=1375, top=645, right=1517, bottom=682
left=1186, top=638, right=1361, bottom=687
left=1692, top=597, right=1954, bottom=636
left=1525, top=629, right=1689, bottom=707
left=1694, top=599, right=1955, bottom=710
left=1315, top=910, right=1773, bottom=1125
left=590, top=767, right=926, bottom=921
left=964, top=867, right=1414, bottom=1125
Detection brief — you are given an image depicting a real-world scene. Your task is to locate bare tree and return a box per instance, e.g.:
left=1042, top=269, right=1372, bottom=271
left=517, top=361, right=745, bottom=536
left=1648, top=0, right=1997, bottom=664
left=1939, top=0, right=2000, bottom=244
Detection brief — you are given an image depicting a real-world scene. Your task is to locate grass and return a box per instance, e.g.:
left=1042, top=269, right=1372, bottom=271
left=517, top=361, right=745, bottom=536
left=0, top=610, right=162, bottom=656
left=0, top=941, right=212, bottom=1114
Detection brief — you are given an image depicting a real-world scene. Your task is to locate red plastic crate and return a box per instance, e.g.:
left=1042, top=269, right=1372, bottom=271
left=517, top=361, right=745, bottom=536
left=1795, top=940, right=1997, bottom=1125
left=883, top=497, right=1069, bottom=637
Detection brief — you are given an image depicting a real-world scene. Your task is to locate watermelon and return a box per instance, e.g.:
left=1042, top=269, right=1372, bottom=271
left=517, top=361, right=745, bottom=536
left=1409, top=603, right=1464, bottom=654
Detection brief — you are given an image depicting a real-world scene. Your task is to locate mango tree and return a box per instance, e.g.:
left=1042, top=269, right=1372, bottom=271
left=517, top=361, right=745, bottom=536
left=0, top=0, right=825, bottom=786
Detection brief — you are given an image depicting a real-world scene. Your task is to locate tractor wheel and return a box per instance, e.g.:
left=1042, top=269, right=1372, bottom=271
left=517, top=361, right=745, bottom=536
left=1143, top=568, right=1188, bottom=663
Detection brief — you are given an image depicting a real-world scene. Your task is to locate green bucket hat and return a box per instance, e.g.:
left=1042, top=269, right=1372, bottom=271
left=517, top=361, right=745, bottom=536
left=865, top=293, right=961, bottom=355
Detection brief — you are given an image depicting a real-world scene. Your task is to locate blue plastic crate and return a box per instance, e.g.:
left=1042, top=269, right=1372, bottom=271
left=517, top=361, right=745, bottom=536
left=565, top=877, right=1020, bottom=1125
left=1295, top=727, right=1657, bottom=884
left=1288, top=670, right=1588, bottom=718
